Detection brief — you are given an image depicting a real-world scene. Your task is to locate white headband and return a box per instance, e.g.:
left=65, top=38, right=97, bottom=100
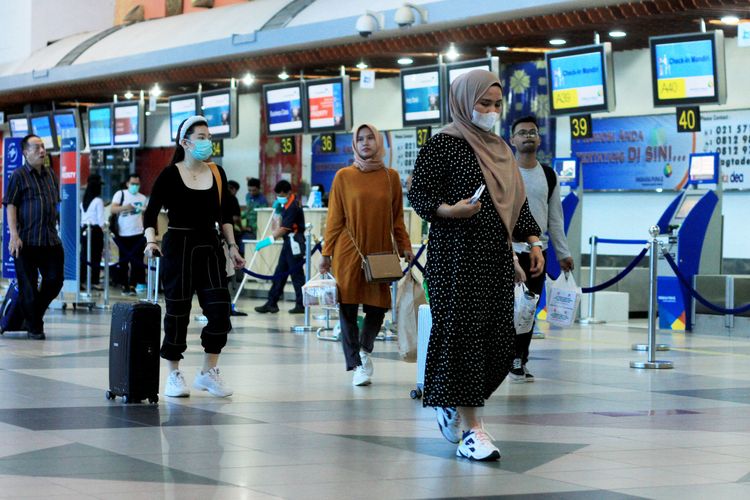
left=178, top=115, right=208, bottom=143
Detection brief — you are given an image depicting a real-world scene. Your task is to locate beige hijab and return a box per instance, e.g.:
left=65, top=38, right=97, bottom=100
left=442, top=69, right=526, bottom=242
left=352, top=124, right=385, bottom=172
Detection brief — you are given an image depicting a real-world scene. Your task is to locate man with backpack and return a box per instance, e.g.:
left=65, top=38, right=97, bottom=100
left=509, top=115, right=574, bottom=383
left=110, top=173, right=147, bottom=295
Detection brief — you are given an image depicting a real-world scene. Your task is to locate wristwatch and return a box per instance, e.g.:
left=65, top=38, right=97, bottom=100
left=529, top=241, right=544, bottom=249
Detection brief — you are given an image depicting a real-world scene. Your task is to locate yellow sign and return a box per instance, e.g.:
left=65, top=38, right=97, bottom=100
left=553, top=89, right=579, bottom=110
left=658, top=78, right=687, bottom=100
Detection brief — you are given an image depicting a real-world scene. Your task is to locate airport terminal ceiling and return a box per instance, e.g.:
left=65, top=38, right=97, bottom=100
left=0, top=0, right=747, bottom=111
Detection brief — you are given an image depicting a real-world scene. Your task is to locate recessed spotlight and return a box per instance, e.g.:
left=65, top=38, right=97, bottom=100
left=124, top=91, right=134, bottom=99
left=278, top=70, right=289, bottom=80
left=150, top=84, right=162, bottom=97
left=356, top=61, right=369, bottom=70
left=496, top=45, right=510, bottom=51
left=721, top=15, right=740, bottom=25
left=445, top=43, right=460, bottom=61
left=609, top=30, right=627, bottom=38
left=242, top=72, right=255, bottom=86
left=397, top=57, right=414, bottom=65
left=145, top=111, right=152, bottom=116
left=549, top=39, right=566, bottom=46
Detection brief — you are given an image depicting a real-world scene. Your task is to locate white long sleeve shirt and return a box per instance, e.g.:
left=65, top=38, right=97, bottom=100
left=80, top=197, right=104, bottom=227
left=512, top=162, right=571, bottom=259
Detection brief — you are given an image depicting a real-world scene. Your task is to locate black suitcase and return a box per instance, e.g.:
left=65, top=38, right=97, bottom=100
left=106, top=257, right=161, bottom=404
left=0, top=281, right=24, bottom=334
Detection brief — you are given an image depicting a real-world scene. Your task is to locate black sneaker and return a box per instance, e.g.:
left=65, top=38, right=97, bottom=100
left=523, top=364, right=535, bottom=382
left=288, top=305, right=305, bottom=314
left=255, top=304, right=279, bottom=314
left=509, top=358, right=526, bottom=383
left=28, top=331, right=46, bottom=340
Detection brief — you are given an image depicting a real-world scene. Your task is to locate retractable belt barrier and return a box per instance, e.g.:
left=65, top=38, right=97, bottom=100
left=581, top=246, right=649, bottom=294
left=240, top=242, right=323, bottom=281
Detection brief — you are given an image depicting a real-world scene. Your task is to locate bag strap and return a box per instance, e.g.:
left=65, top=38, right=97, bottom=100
left=343, top=168, right=398, bottom=260
left=541, top=164, right=556, bottom=202
left=207, top=162, right=222, bottom=205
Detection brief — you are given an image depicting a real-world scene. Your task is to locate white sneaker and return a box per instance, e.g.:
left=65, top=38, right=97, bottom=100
left=164, top=370, right=190, bottom=398
left=360, top=351, right=374, bottom=377
left=352, top=366, right=371, bottom=386
left=456, top=426, right=501, bottom=461
left=436, top=407, right=462, bottom=443
left=193, top=367, right=233, bottom=397
left=523, top=364, right=535, bottom=382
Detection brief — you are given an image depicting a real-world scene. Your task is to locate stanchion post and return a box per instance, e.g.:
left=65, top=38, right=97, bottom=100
left=98, top=222, right=111, bottom=309
left=579, top=235, right=604, bottom=324
left=86, top=222, right=92, bottom=295
left=631, top=226, right=673, bottom=369
left=292, top=223, right=316, bottom=333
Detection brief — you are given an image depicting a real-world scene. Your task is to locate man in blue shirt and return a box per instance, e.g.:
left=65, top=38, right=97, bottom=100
left=243, top=177, right=268, bottom=239
left=3, top=135, right=64, bottom=340
left=255, top=180, right=306, bottom=314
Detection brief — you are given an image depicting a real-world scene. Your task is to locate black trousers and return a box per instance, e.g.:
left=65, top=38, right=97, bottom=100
left=160, top=229, right=232, bottom=361
left=339, top=303, right=387, bottom=371
left=15, top=244, right=64, bottom=334
left=115, top=234, right=146, bottom=287
left=80, top=225, right=103, bottom=285
left=266, top=239, right=305, bottom=307
left=514, top=250, right=546, bottom=364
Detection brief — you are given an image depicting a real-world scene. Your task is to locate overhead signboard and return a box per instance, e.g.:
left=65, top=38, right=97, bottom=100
left=113, top=102, right=144, bottom=147
left=305, top=76, right=352, bottom=133
left=168, top=93, right=199, bottom=141
left=546, top=43, right=616, bottom=116
left=263, top=81, right=305, bottom=136
left=201, top=88, right=238, bottom=139
left=400, top=64, right=444, bottom=127
left=88, top=104, right=113, bottom=149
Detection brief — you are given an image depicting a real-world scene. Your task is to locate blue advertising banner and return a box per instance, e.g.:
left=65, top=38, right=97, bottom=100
left=59, top=136, right=79, bottom=284
left=310, top=133, right=354, bottom=192
left=2, top=138, right=23, bottom=279
left=572, top=109, right=750, bottom=191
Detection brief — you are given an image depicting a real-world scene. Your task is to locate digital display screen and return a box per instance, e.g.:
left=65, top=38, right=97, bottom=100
left=549, top=51, right=606, bottom=111
left=265, top=85, right=303, bottom=134
left=448, top=64, right=490, bottom=85
left=30, top=115, right=55, bottom=150
left=9, top=116, right=29, bottom=138
left=307, top=81, right=345, bottom=130
left=674, top=193, right=702, bottom=220
left=113, top=104, right=140, bottom=145
left=553, top=157, right=579, bottom=188
left=169, top=96, right=198, bottom=141
left=201, top=92, right=231, bottom=136
left=655, top=40, right=715, bottom=101
left=402, top=68, right=441, bottom=124
left=688, top=152, right=719, bottom=184
left=88, top=106, right=113, bottom=147
left=53, top=112, right=78, bottom=148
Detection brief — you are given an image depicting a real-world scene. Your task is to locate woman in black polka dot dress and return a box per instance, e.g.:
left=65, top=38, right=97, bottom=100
left=408, top=69, right=543, bottom=461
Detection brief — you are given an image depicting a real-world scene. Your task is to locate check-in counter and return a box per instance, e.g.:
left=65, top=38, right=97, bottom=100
left=693, top=274, right=750, bottom=336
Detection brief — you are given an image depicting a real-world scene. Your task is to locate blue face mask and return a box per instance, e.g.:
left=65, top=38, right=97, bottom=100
left=188, top=139, right=213, bottom=161
left=276, top=196, right=288, bottom=205
left=128, top=184, right=140, bottom=195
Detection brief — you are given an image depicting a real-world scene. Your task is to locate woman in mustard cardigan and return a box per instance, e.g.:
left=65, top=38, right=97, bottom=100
left=320, top=124, right=414, bottom=386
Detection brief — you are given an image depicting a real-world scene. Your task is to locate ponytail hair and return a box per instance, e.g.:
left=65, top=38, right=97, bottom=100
left=170, top=116, right=209, bottom=165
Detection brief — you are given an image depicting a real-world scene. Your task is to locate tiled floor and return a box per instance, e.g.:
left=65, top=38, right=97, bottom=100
left=3, top=290, right=750, bottom=499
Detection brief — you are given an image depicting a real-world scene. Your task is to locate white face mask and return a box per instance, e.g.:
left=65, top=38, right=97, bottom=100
left=471, top=110, right=499, bottom=131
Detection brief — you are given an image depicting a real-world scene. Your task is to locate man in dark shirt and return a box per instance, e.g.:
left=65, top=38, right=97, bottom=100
left=227, top=180, right=243, bottom=255
left=4, top=135, right=64, bottom=340
left=255, top=180, right=306, bottom=314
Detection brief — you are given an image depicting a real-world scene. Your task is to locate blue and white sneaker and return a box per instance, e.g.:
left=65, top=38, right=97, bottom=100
left=436, top=406, right=462, bottom=443
left=456, top=427, right=501, bottom=461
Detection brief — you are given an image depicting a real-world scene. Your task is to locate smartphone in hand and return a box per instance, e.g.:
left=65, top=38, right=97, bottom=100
left=469, top=184, right=486, bottom=205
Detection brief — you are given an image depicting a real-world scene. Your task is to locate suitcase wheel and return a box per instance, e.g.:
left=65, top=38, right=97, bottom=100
left=410, top=388, right=422, bottom=400
left=122, top=395, right=130, bottom=404
left=148, top=395, right=159, bottom=404
left=105, top=390, right=115, bottom=401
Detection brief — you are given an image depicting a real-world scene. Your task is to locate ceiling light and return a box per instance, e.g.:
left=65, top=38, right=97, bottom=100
left=609, top=30, right=627, bottom=38
left=150, top=84, right=162, bottom=97
left=123, top=91, right=134, bottom=99
left=721, top=15, right=740, bottom=25
left=242, top=72, right=255, bottom=86
left=397, top=57, right=414, bottom=65
left=496, top=45, right=510, bottom=51
left=549, top=38, right=566, bottom=46
left=145, top=111, right=152, bottom=116
left=445, top=43, right=460, bottom=61
left=356, top=61, right=369, bottom=70
left=278, top=70, right=289, bottom=80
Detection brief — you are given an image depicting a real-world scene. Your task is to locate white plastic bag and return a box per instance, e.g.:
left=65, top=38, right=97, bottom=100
left=397, top=271, right=427, bottom=362
left=302, top=273, right=338, bottom=308
left=546, top=272, right=582, bottom=328
left=514, top=282, right=539, bottom=334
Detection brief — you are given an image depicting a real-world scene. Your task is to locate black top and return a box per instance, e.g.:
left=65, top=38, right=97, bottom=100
left=143, top=164, right=233, bottom=232
left=280, top=194, right=305, bottom=234
left=228, top=194, right=241, bottom=219
left=3, top=163, right=61, bottom=246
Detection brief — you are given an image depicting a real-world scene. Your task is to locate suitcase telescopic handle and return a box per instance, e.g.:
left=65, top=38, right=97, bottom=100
left=146, top=257, right=160, bottom=304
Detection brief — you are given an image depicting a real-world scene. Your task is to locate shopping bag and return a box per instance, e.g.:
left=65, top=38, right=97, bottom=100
left=546, top=272, right=581, bottom=328
left=514, top=282, right=539, bottom=334
left=397, top=271, right=427, bottom=362
left=302, top=273, right=338, bottom=308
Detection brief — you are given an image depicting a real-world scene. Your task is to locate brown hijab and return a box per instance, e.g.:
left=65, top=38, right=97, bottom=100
left=442, top=69, right=526, bottom=242
left=352, top=124, right=385, bottom=172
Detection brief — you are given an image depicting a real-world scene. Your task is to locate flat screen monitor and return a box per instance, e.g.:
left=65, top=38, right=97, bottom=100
left=201, top=88, right=237, bottom=139
left=263, top=82, right=304, bottom=135
left=688, top=152, right=719, bottom=185
left=113, top=102, right=143, bottom=147
left=8, top=115, right=29, bottom=138
left=546, top=43, right=615, bottom=116
left=444, top=57, right=499, bottom=122
left=650, top=30, right=726, bottom=107
left=53, top=109, right=84, bottom=149
left=400, top=64, right=443, bottom=127
left=169, top=94, right=199, bottom=141
left=305, top=76, right=352, bottom=133
left=88, top=105, right=113, bottom=149
left=29, top=113, right=57, bottom=151
left=674, top=192, right=703, bottom=221
left=552, top=157, right=579, bottom=189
